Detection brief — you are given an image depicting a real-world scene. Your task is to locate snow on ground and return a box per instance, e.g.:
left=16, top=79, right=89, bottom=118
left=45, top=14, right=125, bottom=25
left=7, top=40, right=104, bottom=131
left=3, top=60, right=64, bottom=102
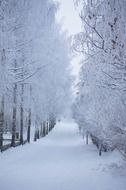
left=0, top=120, right=126, bottom=190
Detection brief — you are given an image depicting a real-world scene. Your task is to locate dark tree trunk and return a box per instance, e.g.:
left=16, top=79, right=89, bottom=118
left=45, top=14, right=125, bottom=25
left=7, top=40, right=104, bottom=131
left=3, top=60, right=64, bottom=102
left=11, top=60, right=17, bottom=147
left=37, top=129, right=40, bottom=139
left=11, top=83, right=17, bottom=147
left=45, top=121, right=48, bottom=135
left=0, top=97, right=4, bottom=150
left=20, top=83, right=24, bottom=144
left=86, top=132, right=88, bottom=144
left=27, top=108, right=31, bottom=143
left=27, top=86, right=32, bottom=143
left=40, top=123, right=43, bottom=137
left=99, top=143, right=102, bottom=156
left=43, top=121, right=46, bottom=137
left=34, top=130, right=37, bottom=141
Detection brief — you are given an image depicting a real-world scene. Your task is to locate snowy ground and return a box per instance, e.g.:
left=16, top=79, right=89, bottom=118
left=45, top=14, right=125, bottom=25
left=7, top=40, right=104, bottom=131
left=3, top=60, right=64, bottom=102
left=0, top=120, right=126, bottom=190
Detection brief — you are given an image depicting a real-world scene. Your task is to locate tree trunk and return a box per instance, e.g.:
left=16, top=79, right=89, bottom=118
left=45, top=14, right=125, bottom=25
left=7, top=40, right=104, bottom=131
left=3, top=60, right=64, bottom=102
left=43, top=121, right=46, bottom=137
left=40, top=123, right=43, bottom=137
left=37, top=128, right=40, bottom=139
left=0, top=97, right=4, bottom=150
left=20, top=83, right=24, bottom=144
left=46, top=121, right=48, bottom=135
left=99, top=142, right=102, bottom=156
left=34, top=130, right=37, bottom=141
left=11, top=60, right=17, bottom=147
left=27, top=108, right=31, bottom=143
left=86, top=132, right=88, bottom=144
left=11, top=83, right=17, bottom=147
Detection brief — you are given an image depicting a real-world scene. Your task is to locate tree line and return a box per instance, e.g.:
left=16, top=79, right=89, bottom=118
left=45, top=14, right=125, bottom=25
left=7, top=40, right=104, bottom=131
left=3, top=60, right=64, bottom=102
left=73, top=0, right=126, bottom=158
left=0, top=0, right=71, bottom=152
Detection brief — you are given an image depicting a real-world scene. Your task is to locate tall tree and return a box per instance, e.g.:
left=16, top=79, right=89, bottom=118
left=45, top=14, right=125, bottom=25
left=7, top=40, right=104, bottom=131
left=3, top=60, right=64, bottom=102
left=73, top=0, right=126, bottom=157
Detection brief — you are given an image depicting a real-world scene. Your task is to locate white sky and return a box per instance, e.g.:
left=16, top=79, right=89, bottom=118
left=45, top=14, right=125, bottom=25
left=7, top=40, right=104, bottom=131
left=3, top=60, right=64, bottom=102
left=54, top=0, right=82, bottom=78
left=55, top=0, right=81, bottom=35
left=54, top=0, right=81, bottom=80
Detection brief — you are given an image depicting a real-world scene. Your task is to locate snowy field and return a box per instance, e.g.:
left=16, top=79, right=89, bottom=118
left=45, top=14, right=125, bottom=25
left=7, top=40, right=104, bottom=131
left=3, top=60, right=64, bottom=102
left=0, top=121, right=126, bottom=190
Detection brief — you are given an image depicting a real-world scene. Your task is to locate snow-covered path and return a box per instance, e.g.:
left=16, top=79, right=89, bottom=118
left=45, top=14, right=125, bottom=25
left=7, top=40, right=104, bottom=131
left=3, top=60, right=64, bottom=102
left=0, top=121, right=126, bottom=190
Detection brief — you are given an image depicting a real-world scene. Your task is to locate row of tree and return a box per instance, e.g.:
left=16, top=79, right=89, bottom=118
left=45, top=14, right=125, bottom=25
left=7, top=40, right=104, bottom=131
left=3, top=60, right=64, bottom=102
left=0, top=0, right=71, bottom=151
left=73, top=0, right=126, bottom=158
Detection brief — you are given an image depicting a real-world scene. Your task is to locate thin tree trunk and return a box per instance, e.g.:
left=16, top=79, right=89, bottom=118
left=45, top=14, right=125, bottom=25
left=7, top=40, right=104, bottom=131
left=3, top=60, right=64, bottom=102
left=46, top=121, right=48, bottom=135
left=37, top=128, right=40, bottom=139
left=86, top=131, right=89, bottom=144
left=99, top=143, right=102, bottom=156
left=40, top=123, right=43, bottom=137
left=0, top=97, right=4, bottom=150
left=34, top=119, right=37, bottom=141
left=20, top=83, right=24, bottom=144
left=27, top=86, right=32, bottom=143
left=11, top=60, right=17, bottom=147
left=0, top=50, right=5, bottom=149
left=34, top=130, right=37, bottom=141
left=11, top=83, right=17, bottom=147
left=43, top=121, right=46, bottom=137
left=27, top=108, right=31, bottom=143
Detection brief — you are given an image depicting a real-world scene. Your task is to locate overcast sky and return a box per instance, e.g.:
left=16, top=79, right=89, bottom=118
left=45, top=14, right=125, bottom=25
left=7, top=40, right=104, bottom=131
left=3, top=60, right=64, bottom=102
left=55, top=0, right=81, bottom=35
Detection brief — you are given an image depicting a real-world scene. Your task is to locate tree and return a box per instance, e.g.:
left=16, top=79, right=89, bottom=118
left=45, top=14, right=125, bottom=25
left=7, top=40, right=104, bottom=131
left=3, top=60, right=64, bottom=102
left=73, top=0, right=126, bottom=157
left=0, top=0, right=72, bottom=148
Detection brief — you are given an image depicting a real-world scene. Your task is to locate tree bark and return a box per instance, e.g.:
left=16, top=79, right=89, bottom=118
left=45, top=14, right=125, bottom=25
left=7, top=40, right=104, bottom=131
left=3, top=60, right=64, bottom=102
left=20, top=83, right=24, bottom=144
left=99, top=143, right=102, bottom=156
left=27, top=108, right=31, bottom=143
left=11, top=60, right=17, bottom=147
left=0, top=97, right=4, bottom=150
left=86, top=132, right=88, bottom=144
